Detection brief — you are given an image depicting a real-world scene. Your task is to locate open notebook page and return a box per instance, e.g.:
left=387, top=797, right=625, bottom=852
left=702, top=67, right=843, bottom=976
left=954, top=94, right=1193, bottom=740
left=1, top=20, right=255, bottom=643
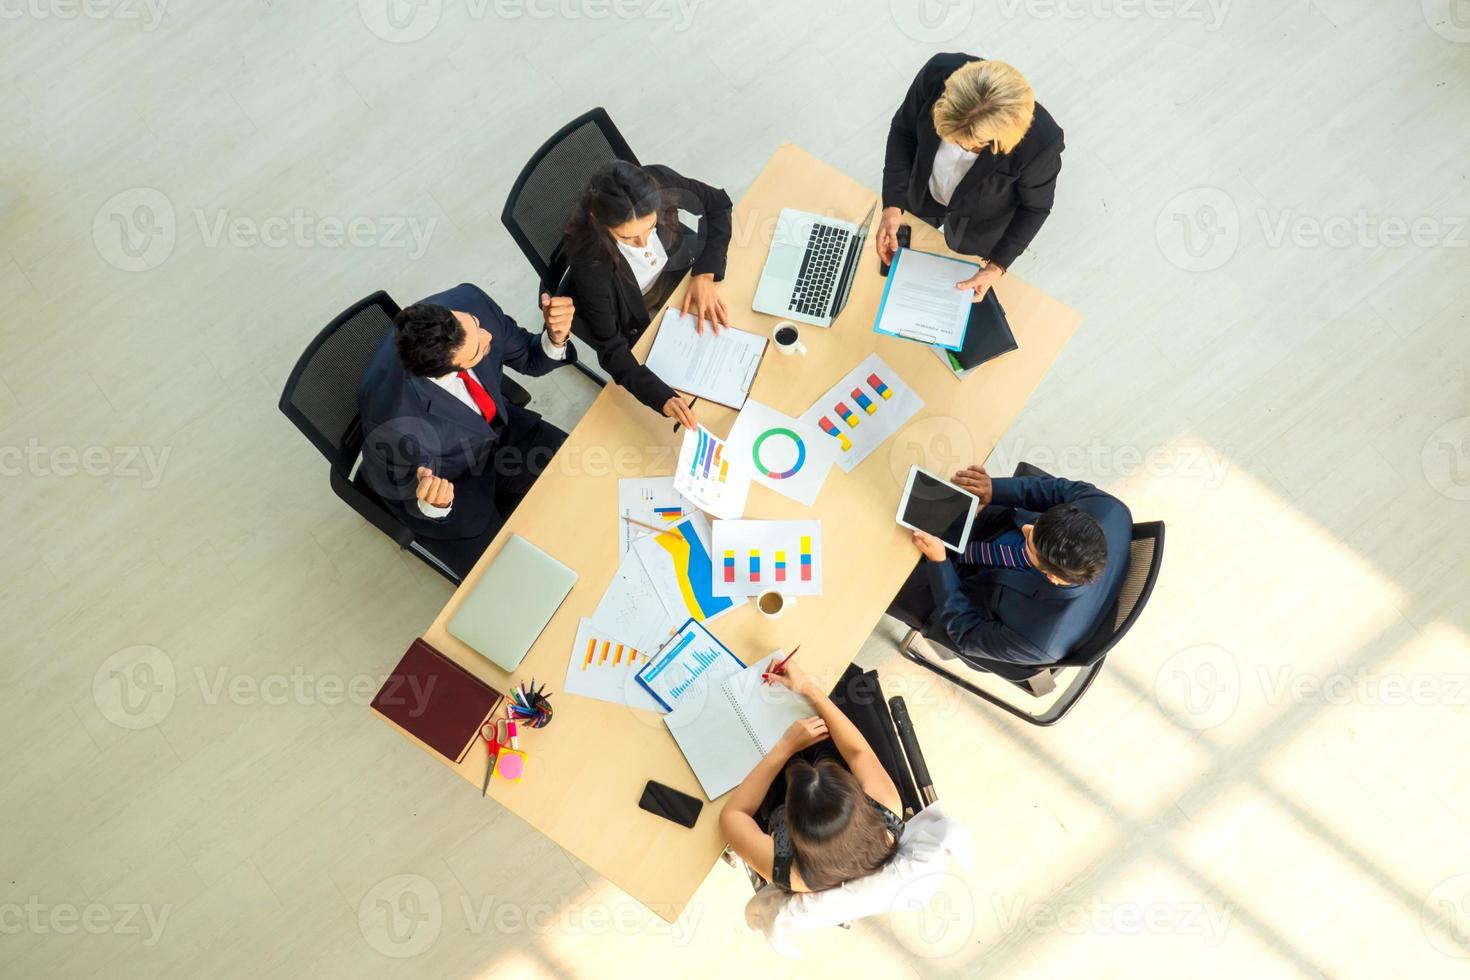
left=664, top=661, right=811, bottom=799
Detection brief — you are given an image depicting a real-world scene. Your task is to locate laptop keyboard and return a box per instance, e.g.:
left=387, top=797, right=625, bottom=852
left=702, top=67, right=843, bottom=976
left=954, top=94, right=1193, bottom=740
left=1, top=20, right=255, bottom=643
left=789, top=223, right=851, bottom=319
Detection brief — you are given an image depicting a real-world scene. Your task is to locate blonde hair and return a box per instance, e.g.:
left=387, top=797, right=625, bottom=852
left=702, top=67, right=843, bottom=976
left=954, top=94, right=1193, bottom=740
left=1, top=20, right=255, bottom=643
left=932, top=60, right=1036, bottom=155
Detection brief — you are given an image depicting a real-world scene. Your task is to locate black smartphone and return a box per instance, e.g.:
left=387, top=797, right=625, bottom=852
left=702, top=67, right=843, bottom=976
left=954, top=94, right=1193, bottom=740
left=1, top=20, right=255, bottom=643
left=639, top=780, right=702, bottom=829
left=880, top=223, right=912, bottom=277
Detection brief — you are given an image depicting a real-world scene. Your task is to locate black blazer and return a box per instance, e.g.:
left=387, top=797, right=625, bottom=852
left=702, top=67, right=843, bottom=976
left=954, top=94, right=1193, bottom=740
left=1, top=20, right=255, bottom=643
left=562, top=164, right=732, bottom=414
left=920, top=476, right=1131, bottom=666
left=356, top=283, right=574, bottom=540
left=882, top=53, right=1064, bottom=271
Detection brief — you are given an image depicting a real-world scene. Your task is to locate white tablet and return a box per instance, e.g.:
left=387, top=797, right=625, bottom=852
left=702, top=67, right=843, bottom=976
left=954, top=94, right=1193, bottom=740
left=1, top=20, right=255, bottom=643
left=896, top=465, right=980, bottom=553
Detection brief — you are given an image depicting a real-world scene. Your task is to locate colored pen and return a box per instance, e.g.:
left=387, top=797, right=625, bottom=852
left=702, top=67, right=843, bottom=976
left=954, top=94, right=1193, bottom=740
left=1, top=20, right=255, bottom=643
left=507, top=720, right=519, bottom=750
left=676, top=399, right=699, bottom=431
left=763, top=645, right=801, bottom=684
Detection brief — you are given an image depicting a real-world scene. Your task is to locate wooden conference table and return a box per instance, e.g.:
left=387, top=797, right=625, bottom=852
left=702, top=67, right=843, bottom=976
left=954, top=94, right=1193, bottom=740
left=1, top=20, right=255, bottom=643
left=396, top=143, right=1080, bottom=922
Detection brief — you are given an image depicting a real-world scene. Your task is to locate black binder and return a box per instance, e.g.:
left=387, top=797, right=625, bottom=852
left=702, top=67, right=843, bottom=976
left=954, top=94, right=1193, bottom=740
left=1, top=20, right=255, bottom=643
left=953, top=289, right=1018, bottom=371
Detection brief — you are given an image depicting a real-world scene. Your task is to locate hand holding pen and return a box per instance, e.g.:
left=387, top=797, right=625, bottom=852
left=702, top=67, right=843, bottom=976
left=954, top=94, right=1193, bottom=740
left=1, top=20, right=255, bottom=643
left=761, top=646, right=802, bottom=688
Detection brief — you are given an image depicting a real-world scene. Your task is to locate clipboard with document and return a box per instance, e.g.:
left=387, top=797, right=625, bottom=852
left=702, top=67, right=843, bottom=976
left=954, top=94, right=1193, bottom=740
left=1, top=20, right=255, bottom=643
left=872, top=247, right=980, bottom=351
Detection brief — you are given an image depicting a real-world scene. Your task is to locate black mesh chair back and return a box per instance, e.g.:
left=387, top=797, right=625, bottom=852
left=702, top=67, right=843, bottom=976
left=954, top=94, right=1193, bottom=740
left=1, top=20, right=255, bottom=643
left=501, top=107, right=639, bottom=288
left=278, top=291, right=400, bottom=477
left=1063, top=524, right=1164, bottom=668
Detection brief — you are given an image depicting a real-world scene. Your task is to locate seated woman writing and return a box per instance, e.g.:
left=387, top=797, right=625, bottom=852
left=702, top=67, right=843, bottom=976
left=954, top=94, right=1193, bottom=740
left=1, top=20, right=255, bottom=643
left=561, top=160, right=733, bottom=430
left=720, top=660, right=904, bottom=892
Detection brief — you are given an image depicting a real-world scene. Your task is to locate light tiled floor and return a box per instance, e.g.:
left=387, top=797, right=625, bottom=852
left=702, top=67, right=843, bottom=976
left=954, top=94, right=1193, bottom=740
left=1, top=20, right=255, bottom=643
left=3, top=1, right=1468, bottom=977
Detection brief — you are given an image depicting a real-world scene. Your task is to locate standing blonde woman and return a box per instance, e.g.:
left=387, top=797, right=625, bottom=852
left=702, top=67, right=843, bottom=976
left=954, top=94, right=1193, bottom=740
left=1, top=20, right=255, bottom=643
left=878, top=54, right=1063, bottom=300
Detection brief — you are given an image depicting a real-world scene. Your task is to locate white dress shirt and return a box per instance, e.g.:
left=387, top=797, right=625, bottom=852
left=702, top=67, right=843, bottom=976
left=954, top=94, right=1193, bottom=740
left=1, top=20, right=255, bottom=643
left=416, top=334, right=566, bottom=518
left=927, top=138, right=981, bottom=207
left=616, top=230, right=669, bottom=294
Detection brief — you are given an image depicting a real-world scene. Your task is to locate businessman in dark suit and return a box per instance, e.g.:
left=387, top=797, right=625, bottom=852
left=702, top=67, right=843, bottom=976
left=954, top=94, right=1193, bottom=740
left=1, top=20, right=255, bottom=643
left=888, top=468, right=1131, bottom=679
left=357, top=283, right=577, bottom=576
left=877, top=53, right=1064, bottom=302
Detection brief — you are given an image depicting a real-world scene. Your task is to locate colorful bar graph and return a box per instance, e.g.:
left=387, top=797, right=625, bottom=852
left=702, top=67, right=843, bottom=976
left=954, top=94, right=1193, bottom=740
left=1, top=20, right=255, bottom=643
left=670, top=644, right=724, bottom=700
left=868, top=372, right=893, bottom=399
left=799, top=536, right=813, bottom=582
left=653, top=505, right=684, bottom=522
left=836, top=401, right=860, bottom=428
left=723, top=549, right=736, bottom=583
left=852, top=387, right=877, bottom=415
left=700, top=433, right=715, bottom=479
left=689, top=429, right=706, bottom=476
left=581, top=629, right=642, bottom=674
left=775, top=550, right=787, bottom=582
left=718, top=459, right=729, bottom=482
left=817, top=415, right=853, bottom=452
left=749, top=549, right=761, bottom=582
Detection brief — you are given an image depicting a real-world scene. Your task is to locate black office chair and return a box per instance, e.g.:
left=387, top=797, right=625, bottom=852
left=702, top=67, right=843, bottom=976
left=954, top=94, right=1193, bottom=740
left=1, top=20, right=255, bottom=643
left=500, top=107, right=640, bottom=387
left=277, top=290, right=532, bottom=585
left=894, top=463, right=1166, bottom=726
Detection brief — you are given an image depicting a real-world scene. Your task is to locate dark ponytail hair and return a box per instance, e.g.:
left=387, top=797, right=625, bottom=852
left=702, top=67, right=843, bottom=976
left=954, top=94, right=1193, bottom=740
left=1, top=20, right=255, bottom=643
left=784, top=757, right=898, bottom=891
left=563, top=161, right=678, bottom=263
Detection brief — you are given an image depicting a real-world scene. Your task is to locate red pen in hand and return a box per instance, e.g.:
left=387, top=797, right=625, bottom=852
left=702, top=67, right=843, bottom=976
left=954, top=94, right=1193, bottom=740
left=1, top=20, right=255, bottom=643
left=762, top=645, right=801, bottom=685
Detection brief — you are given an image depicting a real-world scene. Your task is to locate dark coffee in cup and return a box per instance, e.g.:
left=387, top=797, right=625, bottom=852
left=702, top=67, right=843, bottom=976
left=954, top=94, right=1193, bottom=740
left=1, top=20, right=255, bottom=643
left=758, top=591, right=784, bottom=614
left=775, top=326, right=799, bottom=346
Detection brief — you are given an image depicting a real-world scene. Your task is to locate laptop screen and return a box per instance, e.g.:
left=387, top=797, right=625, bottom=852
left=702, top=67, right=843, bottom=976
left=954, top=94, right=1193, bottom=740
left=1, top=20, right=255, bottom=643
left=829, top=200, right=879, bottom=321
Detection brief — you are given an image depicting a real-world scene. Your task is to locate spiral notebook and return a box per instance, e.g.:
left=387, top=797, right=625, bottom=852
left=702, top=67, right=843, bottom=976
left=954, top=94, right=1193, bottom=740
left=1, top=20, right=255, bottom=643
left=664, top=660, right=812, bottom=799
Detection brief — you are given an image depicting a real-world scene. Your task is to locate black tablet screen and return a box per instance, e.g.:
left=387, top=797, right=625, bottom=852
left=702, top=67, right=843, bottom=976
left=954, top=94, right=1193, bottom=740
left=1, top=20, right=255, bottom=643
left=903, top=471, right=973, bottom=547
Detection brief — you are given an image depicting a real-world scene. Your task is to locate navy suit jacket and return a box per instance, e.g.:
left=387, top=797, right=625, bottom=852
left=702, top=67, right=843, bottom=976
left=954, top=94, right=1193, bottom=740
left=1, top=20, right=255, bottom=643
left=922, top=476, right=1132, bottom=666
left=356, top=283, right=574, bottom=540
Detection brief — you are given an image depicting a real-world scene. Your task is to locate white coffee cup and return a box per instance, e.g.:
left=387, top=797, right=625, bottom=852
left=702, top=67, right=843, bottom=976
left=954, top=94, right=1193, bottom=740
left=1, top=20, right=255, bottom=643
left=756, top=589, right=796, bottom=619
left=772, top=320, right=806, bottom=356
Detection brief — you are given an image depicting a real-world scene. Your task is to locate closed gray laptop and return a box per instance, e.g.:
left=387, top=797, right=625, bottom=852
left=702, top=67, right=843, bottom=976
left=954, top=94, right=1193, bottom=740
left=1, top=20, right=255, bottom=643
left=447, top=534, right=578, bottom=671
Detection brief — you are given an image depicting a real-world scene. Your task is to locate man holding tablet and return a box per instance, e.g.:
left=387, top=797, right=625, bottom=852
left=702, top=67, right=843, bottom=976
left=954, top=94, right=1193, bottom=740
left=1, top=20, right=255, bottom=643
left=888, top=466, right=1132, bottom=678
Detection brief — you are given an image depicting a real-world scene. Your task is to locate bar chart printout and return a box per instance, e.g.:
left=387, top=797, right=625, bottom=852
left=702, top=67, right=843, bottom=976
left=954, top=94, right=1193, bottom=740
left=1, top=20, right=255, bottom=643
left=710, top=520, right=823, bottom=598
left=673, top=424, right=751, bottom=519
left=634, top=619, right=744, bottom=711
left=799, top=353, right=924, bottom=473
left=564, top=617, right=665, bottom=712
left=617, top=476, right=683, bottom=557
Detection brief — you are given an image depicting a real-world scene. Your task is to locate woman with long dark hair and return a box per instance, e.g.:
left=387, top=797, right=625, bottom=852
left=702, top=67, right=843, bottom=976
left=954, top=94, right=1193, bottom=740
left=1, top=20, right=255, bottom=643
left=720, top=661, right=903, bottom=892
left=560, top=161, right=733, bottom=429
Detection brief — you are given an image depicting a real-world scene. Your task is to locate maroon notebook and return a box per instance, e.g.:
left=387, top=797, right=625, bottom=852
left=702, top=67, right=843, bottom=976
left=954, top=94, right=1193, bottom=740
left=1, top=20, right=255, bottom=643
left=372, top=638, right=502, bottom=764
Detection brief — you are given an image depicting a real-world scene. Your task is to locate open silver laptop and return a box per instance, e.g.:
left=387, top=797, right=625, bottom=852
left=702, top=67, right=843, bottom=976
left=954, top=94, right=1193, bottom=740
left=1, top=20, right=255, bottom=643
left=752, top=201, right=877, bottom=328
left=447, top=534, right=577, bottom=671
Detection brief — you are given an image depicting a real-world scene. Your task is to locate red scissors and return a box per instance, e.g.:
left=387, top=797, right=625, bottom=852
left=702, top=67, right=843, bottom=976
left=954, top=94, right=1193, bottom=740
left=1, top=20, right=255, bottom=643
left=479, top=718, right=506, bottom=797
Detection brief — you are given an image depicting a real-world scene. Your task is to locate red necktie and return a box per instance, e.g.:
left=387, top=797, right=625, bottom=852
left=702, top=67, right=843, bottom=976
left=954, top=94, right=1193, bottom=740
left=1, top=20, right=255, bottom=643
left=456, top=369, right=498, bottom=425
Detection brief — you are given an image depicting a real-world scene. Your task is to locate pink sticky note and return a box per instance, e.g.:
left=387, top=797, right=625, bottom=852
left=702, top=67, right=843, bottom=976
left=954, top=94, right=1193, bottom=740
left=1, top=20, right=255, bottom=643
left=494, top=750, right=526, bottom=783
